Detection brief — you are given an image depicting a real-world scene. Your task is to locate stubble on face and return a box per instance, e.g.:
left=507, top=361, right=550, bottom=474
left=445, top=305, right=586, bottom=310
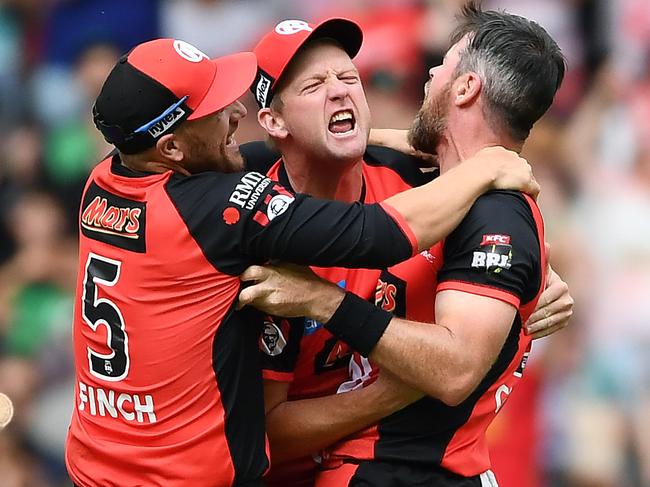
left=179, top=116, right=244, bottom=174
left=408, top=81, right=452, bottom=156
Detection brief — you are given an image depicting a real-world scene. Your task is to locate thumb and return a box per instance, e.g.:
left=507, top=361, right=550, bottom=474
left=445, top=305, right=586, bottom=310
left=544, top=241, right=551, bottom=272
left=237, top=285, right=258, bottom=309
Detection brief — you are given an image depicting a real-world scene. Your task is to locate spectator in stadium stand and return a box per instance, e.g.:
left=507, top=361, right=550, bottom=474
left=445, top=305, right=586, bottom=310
left=238, top=3, right=569, bottom=486
left=64, top=37, right=539, bottom=487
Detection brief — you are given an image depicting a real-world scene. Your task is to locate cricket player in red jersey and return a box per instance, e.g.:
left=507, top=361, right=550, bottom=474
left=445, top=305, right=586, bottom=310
left=239, top=3, right=568, bottom=486
left=65, top=37, right=540, bottom=487
left=236, top=15, right=572, bottom=487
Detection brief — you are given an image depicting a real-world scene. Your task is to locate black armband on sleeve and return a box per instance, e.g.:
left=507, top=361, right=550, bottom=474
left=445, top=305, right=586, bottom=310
left=324, top=292, right=393, bottom=357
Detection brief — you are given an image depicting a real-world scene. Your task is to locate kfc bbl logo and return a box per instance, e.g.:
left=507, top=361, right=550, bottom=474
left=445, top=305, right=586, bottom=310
left=471, top=234, right=513, bottom=273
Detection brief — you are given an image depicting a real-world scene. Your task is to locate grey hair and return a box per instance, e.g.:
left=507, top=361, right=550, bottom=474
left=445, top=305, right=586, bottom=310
left=450, top=1, right=566, bottom=141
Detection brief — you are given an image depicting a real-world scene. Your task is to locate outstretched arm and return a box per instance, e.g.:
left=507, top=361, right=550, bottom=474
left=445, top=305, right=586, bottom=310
left=238, top=147, right=538, bottom=270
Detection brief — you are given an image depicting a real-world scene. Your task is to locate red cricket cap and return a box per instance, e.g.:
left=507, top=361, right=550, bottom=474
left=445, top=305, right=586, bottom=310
left=251, top=18, right=363, bottom=108
left=93, top=38, right=257, bottom=154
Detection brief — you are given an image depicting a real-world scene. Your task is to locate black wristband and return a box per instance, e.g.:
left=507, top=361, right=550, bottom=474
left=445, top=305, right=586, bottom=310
left=324, top=292, right=393, bottom=357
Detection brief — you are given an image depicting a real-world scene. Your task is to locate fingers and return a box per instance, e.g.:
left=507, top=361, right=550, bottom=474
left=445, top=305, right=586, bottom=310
left=236, top=284, right=261, bottom=309
left=525, top=296, right=573, bottom=336
left=524, top=306, right=573, bottom=337
left=527, top=175, right=540, bottom=200
left=537, top=280, right=568, bottom=309
left=529, top=320, right=568, bottom=340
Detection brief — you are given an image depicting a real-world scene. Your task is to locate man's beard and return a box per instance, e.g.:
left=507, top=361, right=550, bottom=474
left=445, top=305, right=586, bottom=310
left=408, top=82, right=451, bottom=156
left=185, top=133, right=244, bottom=174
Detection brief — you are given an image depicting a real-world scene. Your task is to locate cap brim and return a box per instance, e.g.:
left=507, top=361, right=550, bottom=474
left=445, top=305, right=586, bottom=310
left=188, top=51, right=257, bottom=120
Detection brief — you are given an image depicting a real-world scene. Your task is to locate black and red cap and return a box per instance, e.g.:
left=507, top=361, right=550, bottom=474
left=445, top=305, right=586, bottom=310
left=93, top=38, right=257, bottom=154
left=251, top=18, right=363, bottom=109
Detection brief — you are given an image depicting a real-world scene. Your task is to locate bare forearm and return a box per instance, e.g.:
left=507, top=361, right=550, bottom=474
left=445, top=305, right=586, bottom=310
left=369, top=318, right=473, bottom=405
left=266, top=386, right=403, bottom=463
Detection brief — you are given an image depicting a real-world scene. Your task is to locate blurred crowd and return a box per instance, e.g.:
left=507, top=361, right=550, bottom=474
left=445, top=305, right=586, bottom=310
left=0, top=1, right=648, bottom=486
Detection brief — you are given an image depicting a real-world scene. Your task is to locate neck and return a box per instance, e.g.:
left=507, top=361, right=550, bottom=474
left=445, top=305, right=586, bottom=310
left=280, top=145, right=363, bottom=202
left=120, top=151, right=189, bottom=176
left=437, top=113, right=523, bottom=174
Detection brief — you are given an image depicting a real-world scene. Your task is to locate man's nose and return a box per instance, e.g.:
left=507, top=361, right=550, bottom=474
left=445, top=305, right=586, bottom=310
left=327, top=77, right=350, bottom=101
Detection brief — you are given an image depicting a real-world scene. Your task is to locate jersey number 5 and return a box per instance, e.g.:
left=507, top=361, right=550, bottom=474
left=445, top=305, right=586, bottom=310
left=82, top=253, right=130, bottom=381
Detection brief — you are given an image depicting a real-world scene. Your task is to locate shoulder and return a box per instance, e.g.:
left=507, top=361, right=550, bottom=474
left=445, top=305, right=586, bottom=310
left=165, top=170, right=275, bottom=211
left=363, top=145, right=435, bottom=187
left=466, top=190, right=536, bottom=223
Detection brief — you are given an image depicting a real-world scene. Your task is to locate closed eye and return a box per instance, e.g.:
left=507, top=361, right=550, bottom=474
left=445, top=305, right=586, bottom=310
left=340, top=75, right=360, bottom=84
left=302, top=81, right=322, bottom=94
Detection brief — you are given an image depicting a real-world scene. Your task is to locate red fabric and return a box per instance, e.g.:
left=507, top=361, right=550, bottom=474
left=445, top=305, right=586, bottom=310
left=487, top=364, right=542, bottom=487
left=66, top=158, right=258, bottom=486
left=437, top=280, right=521, bottom=308
left=263, top=159, right=425, bottom=484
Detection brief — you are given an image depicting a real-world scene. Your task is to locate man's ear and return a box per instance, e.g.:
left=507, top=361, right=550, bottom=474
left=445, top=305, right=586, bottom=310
left=258, top=108, right=289, bottom=140
left=453, top=72, right=482, bottom=108
left=156, top=133, right=184, bottom=162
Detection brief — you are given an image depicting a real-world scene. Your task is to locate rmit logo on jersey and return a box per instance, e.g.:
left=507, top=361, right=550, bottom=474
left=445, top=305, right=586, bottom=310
left=147, top=106, right=186, bottom=138
left=471, top=234, right=512, bottom=273
left=228, top=171, right=272, bottom=210
left=81, top=182, right=146, bottom=252
left=375, top=270, right=406, bottom=316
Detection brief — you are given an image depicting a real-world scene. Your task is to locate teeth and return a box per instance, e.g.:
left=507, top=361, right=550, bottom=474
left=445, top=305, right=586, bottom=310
left=330, top=111, right=353, bottom=123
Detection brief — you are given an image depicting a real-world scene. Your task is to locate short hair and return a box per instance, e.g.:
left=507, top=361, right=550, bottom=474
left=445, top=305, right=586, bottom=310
left=450, top=1, right=566, bottom=142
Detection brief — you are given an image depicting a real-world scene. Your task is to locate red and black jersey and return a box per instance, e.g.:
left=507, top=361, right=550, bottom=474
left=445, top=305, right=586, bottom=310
left=239, top=143, right=435, bottom=487
left=65, top=153, right=418, bottom=487
left=323, top=190, right=546, bottom=484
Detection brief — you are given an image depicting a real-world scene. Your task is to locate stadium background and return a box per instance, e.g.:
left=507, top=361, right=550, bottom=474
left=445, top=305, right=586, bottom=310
left=0, top=0, right=648, bottom=486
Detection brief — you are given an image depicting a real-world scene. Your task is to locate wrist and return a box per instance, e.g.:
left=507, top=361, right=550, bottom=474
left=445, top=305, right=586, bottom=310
left=324, top=292, right=393, bottom=357
left=309, top=284, right=345, bottom=323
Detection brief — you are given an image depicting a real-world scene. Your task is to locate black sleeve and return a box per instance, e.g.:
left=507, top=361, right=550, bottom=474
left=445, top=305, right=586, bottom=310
left=240, top=141, right=281, bottom=174
left=166, top=171, right=414, bottom=275
left=259, top=316, right=304, bottom=379
left=437, top=190, right=542, bottom=305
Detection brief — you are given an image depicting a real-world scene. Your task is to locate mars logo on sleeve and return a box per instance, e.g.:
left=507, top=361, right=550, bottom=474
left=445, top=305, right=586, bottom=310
left=471, top=234, right=512, bottom=273
left=81, top=182, right=146, bottom=253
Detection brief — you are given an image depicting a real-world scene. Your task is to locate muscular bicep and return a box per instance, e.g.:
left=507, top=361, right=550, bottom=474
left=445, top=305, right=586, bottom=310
left=434, top=290, right=516, bottom=377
